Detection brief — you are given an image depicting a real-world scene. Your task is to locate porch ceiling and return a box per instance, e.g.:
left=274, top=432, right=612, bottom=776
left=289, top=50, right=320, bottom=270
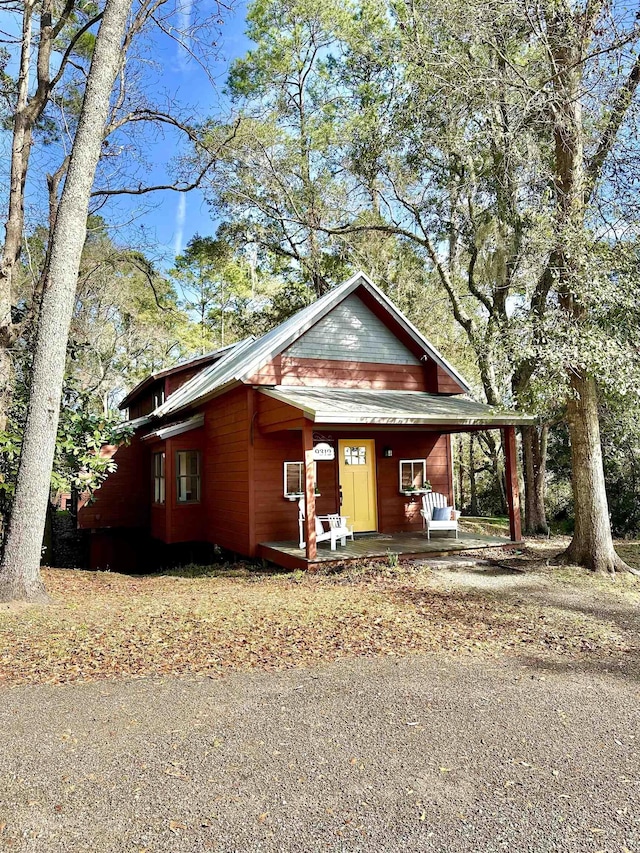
left=258, top=386, right=534, bottom=428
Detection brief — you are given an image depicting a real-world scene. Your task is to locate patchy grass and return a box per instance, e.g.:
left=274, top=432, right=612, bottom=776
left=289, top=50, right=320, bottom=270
left=0, top=542, right=638, bottom=687
left=459, top=516, right=511, bottom=538
left=614, top=540, right=640, bottom=571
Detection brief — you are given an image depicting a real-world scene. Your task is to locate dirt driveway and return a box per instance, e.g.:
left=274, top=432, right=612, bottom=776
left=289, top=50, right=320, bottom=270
left=1, top=652, right=639, bottom=853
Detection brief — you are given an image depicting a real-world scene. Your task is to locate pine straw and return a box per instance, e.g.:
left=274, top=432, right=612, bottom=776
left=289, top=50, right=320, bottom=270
left=1, top=552, right=638, bottom=687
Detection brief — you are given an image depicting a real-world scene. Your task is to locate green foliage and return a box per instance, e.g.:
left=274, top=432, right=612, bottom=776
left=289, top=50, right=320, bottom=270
left=53, top=411, right=134, bottom=495
left=170, top=236, right=255, bottom=351
left=68, top=218, right=199, bottom=407
left=0, top=407, right=133, bottom=515
left=198, top=0, right=360, bottom=296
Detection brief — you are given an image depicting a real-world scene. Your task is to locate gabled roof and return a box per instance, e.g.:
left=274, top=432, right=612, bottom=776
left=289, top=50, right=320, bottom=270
left=119, top=343, right=239, bottom=410
left=258, top=387, right=535, bottom=427
left=152, top=272, right=472, bottom=419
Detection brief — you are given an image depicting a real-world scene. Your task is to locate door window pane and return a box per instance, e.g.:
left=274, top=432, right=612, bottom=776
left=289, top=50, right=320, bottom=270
left=344, top=445, right=366, bottom=465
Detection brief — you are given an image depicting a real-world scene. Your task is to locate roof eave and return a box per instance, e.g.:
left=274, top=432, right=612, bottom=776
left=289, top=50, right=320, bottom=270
left=257, top=387, right=535, bottom=427
left=311, top=412, right=535, bottom=426
left=118, top=343, right=240, bottom=410
left=152, top=379, right=243, bottom=419
left=141, top=412, right=205, bottom=441
left=235, top=279, right=365, bottom=382
left=360, top=278, right=472, bottom=394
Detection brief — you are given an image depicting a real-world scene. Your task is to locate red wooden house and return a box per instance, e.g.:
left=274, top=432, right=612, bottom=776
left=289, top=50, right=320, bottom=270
left=79, top=272, right=532, bottom=570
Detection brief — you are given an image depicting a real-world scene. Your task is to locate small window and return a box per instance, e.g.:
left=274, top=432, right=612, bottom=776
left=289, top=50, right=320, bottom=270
left=284, top=461, right=304, bottom=497
left=176, top=450, right=200, bottom=503
left=344, top=445, right=367, bottom=465
left=399, top=459, right=427, bottom=491
left=153, top=452, right=165, bottom=504
left=153, top=385, right=165, bottom=409
left=283, top=461, right=317, bottom=497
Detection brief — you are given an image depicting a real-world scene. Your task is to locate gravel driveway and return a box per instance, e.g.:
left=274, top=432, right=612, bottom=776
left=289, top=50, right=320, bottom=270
left=1, top=653, right=638, bottom=852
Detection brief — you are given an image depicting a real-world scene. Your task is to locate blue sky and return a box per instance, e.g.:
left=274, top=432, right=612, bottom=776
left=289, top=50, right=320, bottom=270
left=102, top=0, right=253, bottom=266
left=0, top=2, right=252, bottom=267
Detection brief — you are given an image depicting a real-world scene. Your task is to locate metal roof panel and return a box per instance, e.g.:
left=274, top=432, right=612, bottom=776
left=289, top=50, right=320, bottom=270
left=259, top=386, right=534, bottom=427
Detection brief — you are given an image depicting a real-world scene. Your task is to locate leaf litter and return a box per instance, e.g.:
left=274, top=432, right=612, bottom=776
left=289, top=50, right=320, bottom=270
left=0, top=552, right=637, bottom=687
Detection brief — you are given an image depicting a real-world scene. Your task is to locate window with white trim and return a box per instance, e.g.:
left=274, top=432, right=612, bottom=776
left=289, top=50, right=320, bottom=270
left=153, top=452, right=165, bottom=504
left=399, top=458, right=427, bottom=491
left=176, top=450, right=201, bottom=503
left=284, top=461, right=304, bottom=497
left=283, top=461, right=317, bottom=497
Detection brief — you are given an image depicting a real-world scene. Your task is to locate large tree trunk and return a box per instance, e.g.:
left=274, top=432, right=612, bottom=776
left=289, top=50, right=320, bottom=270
left=562, top=374, right=632, bottom=573
left=0, top=0, right=134, bottom=603
left=0, top=4, right=34, bottom=432
left=521, top=424, right=549, bottom=535
left=547, top=9, right=633, bottom=574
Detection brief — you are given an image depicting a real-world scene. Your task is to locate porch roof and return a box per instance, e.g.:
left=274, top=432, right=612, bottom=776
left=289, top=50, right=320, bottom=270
left=258, top=386, right=534, bottom=427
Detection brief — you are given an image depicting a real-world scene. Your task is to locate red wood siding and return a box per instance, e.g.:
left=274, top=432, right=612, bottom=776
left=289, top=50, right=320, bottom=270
left=247, top=355, right=436, bottom=391
left=128, top=386, right=161, bottom=419
left=375, top=433, right=452, bottom=532
left=166, top=367, right=203, bottom=397
left=78, top=434, right=149, bottom=530
left=201, top=386, right=252, bottom=555
left=252, top=425, right=338, bottom=546
left=165, top=430, right=205, bottom=544
left=251, top=413, right=453, bottom=544
left=256, top=391, right=305, bottom=432
left=436, top=367, right=464, bottom=394
left=150, top=503, right=167, bottom=541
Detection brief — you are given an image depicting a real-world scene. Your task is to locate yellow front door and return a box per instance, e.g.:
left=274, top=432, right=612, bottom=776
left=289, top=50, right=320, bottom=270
left=338, top=439, right=378, bottom=532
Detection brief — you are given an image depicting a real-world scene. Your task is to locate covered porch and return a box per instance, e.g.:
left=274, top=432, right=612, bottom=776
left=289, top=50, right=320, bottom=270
left=258, top=528, right=515, bottom=571
left=255, top=386, right=533, bottom=568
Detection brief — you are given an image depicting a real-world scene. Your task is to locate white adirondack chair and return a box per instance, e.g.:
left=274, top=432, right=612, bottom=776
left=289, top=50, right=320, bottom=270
left=298, top=500, right=354, bottom=550
left=420, top=492, right=461, bottom=540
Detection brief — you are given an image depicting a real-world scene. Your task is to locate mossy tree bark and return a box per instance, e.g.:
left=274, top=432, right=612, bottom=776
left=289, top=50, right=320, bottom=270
left=563, top=373, right=632, bottom=573
left=548, top=4, right=635, bottom=573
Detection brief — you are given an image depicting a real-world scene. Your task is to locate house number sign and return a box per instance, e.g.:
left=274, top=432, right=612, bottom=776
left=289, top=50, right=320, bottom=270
left=313, top=441, right=335, bottom=461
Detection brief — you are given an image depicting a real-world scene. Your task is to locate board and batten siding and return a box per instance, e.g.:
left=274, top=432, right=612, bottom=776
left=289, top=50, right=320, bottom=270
left=283, top=295, right=421, bottom=365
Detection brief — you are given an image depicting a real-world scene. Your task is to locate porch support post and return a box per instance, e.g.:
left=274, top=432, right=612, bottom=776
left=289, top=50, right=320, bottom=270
left=302, top=420, right=317, bottom=560
left=503, top=426, right=522, bottom=542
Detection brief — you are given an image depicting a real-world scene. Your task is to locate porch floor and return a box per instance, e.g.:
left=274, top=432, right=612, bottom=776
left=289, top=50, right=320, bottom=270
left=257, top=529, right=517, bottom=571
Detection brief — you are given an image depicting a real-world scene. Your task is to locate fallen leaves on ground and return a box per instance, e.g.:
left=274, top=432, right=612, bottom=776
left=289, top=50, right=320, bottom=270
left=0, top=542, right=638, bottom=686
